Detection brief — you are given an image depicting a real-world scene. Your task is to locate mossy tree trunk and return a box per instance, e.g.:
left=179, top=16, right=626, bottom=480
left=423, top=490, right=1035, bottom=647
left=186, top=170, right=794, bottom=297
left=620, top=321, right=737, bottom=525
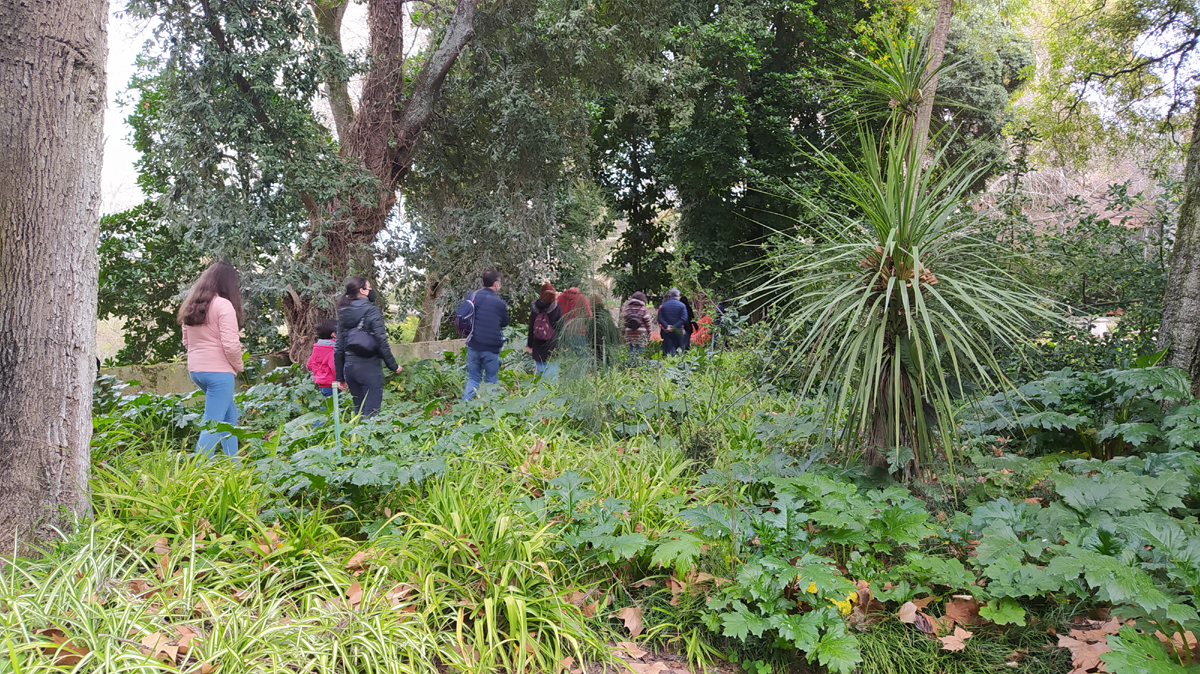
left=1159, top=105, right=1200, bottom=394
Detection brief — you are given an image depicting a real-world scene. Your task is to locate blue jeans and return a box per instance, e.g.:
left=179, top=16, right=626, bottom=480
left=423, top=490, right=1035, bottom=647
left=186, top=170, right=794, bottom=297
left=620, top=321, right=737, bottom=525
left=190, top=371, right=238, bottom=458
left=534, top=360, right=559, bottom=382
left=318, top=386, right=333, bottom=398
left=463, top=348, right=501, bottom=401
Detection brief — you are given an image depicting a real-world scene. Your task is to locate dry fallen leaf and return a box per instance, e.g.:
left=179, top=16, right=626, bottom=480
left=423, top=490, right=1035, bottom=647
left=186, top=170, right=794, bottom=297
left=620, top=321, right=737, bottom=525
left=345, top=549, right=375, bottom=571
left=911, top=595, right=936, bottom=610
left=35, top=628, right=89, bottom=666
left=153, top=537, right=170, bottom=555
left=1154, top=629, right=1199, bottom=660
left=1068, top=617, right=1123, bottom=642
left=618, top=605, right=645, bottom=639
left=568, top=590, right=589, bottom=606
left=616, top=641, right=649, bottom=660
left=630, top=578, right=658, bottom=589
left=944, top=597, right=981, bottom=627
left=897, top=601, right=937, bottom=634
left=140, top=632, right=178, bottom=664
left=347, top=581, right=363, bottom=610
left=128, top=579, right=154, bottom=598
left=156, top=553, right=172, bottom=581
left=666, top=576, right=684, bottom=605
left=383, top=583, right=415, bottom=607
left=629, top=663, right=670, bottom=674
left=939, top=626, right=974, bottom=652
left=1057, top=634, right=1112, bottom=672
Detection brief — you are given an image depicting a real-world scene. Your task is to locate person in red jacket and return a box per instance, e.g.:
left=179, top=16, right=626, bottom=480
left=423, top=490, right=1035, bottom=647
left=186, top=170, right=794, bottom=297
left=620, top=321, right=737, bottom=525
left=307, top=318, right=337, bottom=397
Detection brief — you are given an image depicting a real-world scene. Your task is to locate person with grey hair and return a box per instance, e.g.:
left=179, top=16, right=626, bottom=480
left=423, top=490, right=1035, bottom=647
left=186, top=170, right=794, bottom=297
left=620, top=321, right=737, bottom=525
left=656, top=288, right=688, bottom=356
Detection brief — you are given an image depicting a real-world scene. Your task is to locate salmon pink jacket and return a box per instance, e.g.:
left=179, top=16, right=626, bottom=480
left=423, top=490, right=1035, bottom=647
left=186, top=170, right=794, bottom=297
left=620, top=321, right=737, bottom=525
left=182, top=296, right=244, bottom=374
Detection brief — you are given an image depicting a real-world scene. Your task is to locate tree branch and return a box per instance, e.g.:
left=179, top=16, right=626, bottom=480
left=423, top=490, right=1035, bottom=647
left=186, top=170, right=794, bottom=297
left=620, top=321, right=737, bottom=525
left=392, top=0, right=477, bottom=179
left=312, top=0, right=355, bottom=141
left=197, top=0, right=278, bottom=135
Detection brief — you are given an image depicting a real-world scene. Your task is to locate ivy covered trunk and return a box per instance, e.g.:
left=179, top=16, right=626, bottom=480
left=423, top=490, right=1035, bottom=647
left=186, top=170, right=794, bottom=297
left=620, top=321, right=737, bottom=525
left=281, top=0, right=476, bottom=363
left=0, top=0, right=106, bottom=553
left=1160, top=105, right=1200, bottom=394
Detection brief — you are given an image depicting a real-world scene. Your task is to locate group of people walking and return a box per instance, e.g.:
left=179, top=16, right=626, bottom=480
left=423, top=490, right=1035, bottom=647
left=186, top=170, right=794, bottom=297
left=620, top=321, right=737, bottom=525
left=177, top=261, right=703, bottom=458
left=179, top=263, right=402, bottom=458
left=619, top=288, right=698, bottom=357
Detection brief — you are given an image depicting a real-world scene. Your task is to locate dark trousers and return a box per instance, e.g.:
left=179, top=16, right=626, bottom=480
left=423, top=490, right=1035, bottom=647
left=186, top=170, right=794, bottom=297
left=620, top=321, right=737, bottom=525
left=662, top=330, right=683, bottom=356
left=344, top=360, right=384, bottom=418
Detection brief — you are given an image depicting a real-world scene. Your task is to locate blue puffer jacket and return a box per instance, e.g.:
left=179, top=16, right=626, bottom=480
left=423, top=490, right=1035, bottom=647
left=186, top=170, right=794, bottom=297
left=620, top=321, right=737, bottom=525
left=465, top=287, right=510, bottom=354
left=656, top=298, right=688, bottom=331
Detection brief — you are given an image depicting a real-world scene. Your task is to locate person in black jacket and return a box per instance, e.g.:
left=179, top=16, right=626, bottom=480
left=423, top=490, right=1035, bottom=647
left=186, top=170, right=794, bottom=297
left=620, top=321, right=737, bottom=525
left=679, top=295, right=698, bottom=352
left=334, top=276, right=400, bottom=417
left=463, top=269, right=510, bottom=400
left=525, top=282, right=562, bottom=377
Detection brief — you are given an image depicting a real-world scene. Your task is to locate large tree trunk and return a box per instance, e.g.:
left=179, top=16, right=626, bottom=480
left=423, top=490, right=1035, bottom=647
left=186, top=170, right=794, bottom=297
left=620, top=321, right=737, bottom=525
left=283, top=0, right=476, bottom=362
left=414, top=275, right=444, bottom=343
left=0, top=0, right=107, bottom=554
left=913, top=0, right=954, bottom=153
left=1159, top=105, right=1200, bottom=393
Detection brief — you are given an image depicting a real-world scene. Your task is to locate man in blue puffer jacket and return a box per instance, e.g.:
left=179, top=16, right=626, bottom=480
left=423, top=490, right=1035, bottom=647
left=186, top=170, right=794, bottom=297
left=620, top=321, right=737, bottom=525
left=462, top=269, right=510, bottom=400
left=657, top=288, right=688, bottom=356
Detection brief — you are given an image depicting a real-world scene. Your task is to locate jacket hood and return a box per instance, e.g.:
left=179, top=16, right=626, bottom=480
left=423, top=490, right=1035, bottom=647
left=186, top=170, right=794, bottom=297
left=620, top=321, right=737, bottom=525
left=533, top=299, right=558, bottom=311
left=340, top=298, right=374, bottom=325
left=625, top=298, right=646, bottom=307
left=315, top=339, right=335, bottom=347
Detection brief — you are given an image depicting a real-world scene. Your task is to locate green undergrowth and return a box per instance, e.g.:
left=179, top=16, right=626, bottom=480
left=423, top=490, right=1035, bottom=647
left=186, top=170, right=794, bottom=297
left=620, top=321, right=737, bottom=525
left=6, top=350, right=1199, bottom=673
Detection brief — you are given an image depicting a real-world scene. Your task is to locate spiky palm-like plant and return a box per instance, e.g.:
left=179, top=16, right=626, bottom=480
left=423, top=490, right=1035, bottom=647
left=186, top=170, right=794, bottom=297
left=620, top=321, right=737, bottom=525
left=757, top=38, right=1054, bottom=472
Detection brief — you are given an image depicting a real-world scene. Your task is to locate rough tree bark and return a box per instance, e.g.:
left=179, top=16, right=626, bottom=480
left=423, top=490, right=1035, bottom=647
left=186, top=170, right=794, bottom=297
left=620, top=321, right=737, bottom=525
left=414, top=274, right=444, bottom=343
left=913, top=0, right=954, bottom=153
left=312, top=0, right=354, bottom=140
left=282, top=0, right=476, bottom=362
left=0, top=0, right=107, bottom=554
left=1159, top=105, right=1200, bottom=393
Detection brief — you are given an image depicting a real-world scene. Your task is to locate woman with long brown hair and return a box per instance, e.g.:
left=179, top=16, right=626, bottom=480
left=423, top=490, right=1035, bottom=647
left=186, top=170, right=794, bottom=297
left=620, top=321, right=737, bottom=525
left=333, top=276, right=399, bottom=417
left=178, top=261, right=244, bottom=458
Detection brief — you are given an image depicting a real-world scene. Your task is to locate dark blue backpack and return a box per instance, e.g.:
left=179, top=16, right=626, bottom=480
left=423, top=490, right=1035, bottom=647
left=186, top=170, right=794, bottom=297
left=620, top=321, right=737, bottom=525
left=454, top=291, right=479, bottom=338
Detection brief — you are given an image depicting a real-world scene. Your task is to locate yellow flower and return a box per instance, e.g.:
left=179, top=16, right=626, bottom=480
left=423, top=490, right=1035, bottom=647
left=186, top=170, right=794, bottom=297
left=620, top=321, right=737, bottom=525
left=806, top=582, right=817, bottom=594
left=828, top=590, right=859, bottom=615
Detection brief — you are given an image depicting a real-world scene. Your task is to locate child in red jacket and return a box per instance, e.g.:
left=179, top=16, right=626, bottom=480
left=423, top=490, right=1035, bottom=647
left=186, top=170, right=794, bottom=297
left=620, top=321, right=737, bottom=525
left=307, top=319, right=337, bottom=397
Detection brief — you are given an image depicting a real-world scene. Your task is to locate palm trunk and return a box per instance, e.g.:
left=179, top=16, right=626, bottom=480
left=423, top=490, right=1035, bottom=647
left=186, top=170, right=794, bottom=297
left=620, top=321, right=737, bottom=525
left=913, top=0, right=954, bottom=154
left=0, top=0, right=107, bottom=554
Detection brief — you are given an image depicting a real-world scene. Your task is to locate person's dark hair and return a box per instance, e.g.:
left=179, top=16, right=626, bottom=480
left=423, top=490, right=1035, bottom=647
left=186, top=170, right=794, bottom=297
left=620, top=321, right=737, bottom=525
left=338, top=275, right=368, bottom=308
left=316, top=318, right=337, bottom=340
left=481, top=269, right=501, bottom=288
left=630, top=291, right=647, bottom=303
left=178, top=261, right=243, bottom=328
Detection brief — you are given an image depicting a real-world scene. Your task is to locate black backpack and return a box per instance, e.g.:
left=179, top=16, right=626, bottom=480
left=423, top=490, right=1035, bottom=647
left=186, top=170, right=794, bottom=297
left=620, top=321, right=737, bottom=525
left=345, top=315, right=378, bottom=357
